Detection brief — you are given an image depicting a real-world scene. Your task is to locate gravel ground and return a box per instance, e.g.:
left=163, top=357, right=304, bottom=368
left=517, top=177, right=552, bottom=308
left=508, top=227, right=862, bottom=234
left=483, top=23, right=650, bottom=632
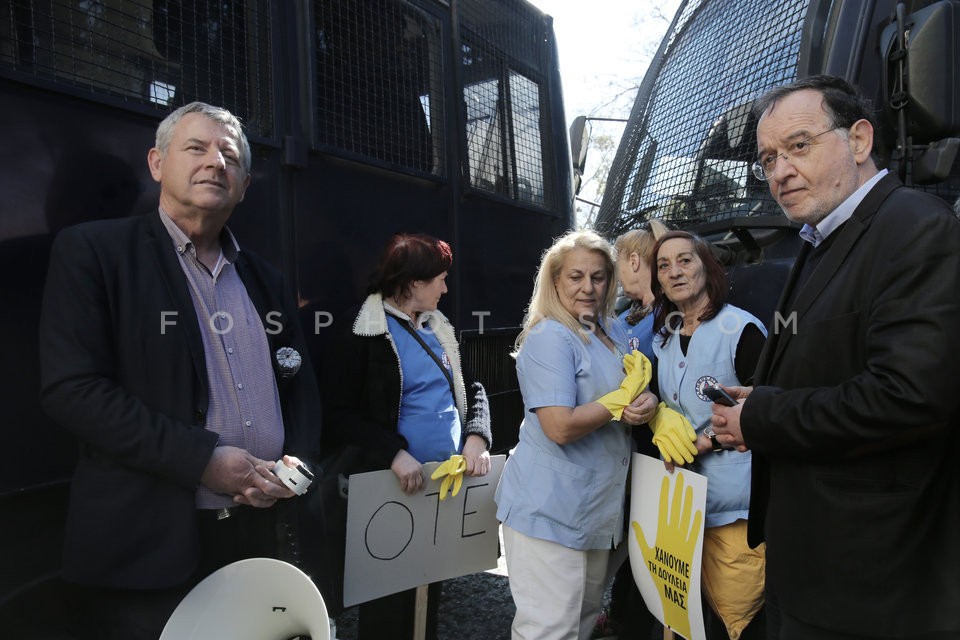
left=332, top=526, right=515, bottom=640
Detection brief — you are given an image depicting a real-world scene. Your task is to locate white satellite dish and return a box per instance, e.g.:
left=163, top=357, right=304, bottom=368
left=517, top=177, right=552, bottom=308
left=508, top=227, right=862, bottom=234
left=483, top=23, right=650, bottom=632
left=160, top=557, right=330, bottom=640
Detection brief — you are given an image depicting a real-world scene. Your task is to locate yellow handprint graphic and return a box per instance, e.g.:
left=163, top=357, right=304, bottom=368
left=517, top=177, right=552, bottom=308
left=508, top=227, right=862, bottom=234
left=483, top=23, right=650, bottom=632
left=632, top=473, right=703, bottom=639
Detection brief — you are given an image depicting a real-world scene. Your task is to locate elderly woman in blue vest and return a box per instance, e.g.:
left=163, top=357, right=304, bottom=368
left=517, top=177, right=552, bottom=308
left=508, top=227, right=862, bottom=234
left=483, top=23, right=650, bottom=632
left=495, top=229, right=658, bottom=640
left=650, top=230, right=767, bottom=640
left=323, top=232, right=492, bottom=640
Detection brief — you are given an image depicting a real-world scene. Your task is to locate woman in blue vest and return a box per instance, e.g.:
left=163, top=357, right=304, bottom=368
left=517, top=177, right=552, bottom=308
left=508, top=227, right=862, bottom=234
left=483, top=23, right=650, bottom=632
left=323, top=233, right=492, bottom=640
left=651, top=230, right=767, bottom=640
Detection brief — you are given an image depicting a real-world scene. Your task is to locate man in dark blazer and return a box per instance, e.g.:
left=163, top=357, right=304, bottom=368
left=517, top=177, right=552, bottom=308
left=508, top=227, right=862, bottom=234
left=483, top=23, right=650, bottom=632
left=710, top=76, right=960, bottom=639
left=39, top=102, right=323, bottom=639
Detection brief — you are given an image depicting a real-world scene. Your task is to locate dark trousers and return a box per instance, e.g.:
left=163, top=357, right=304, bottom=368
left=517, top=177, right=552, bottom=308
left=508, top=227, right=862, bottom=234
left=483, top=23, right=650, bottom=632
left=607, top=559, right=659, bottom=638
left=68, top=505, right=280, bottom=640
left=766, top=589, right=960, bottom=640
left=358, top=582, right=442, bottom=640
left=777, top=613, right=960, bottom=640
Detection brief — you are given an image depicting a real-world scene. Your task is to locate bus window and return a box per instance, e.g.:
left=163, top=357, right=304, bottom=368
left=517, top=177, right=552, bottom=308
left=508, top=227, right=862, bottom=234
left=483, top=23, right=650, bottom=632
left=2, top=0, right=165, bottom=98
left=314, top=0, right=442, bottom=175
left=152, top=0, right=273, bottom=135
left=0, top=0, right=273, bottom=137
left=462, top=47, right=548, bottom=207
left=509, top=70, right=545, bottom=205
left=458, top=0, right=554, bottom=209
left=463, top=69, right=506, bottom=195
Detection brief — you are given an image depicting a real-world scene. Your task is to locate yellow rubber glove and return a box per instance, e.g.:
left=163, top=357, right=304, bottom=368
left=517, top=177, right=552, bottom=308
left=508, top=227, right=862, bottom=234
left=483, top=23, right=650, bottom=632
left=632, top=473, right=703, bottom=639
left=597, top=350, right=652, bottom=420
left=648, top=403, right=698, bottom=464
left=430, top=454, right=467, bottom=501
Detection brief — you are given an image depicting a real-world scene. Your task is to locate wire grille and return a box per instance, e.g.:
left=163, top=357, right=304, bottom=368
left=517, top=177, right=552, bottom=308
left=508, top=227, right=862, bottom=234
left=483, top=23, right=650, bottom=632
left=459, top=327, right=522, bottom=453
left=600, top=0, right=960, bottom=236
left=314, top=0, right=443, bottom=175
left=458, top=0, right=555, bottom=208
left=0, top=0, right=273, bottom=136
left=597, top=0, right=808, bottom=235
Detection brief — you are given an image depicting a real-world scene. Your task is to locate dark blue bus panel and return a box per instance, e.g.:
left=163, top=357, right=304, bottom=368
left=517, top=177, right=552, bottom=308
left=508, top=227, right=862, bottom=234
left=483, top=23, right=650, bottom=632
left=0, top=0, right=573, bottom=633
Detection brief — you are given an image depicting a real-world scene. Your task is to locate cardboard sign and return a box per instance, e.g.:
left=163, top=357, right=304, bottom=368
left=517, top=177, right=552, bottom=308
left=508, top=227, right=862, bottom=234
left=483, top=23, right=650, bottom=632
left=343, top=455, right=505, bottom=607
left=629, top=453, right=708, bottom=640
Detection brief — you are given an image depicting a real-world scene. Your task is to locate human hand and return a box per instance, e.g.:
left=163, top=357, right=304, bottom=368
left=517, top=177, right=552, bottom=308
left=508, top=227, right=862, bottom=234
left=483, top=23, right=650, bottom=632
left=710, top=387, right=750, bottom=452
left=461, top=434, right=491, bottom=477
left=648, top=403, right=698, bottom=464
left=237, top=463, right=297, bottom=507
left=621, top=390, right=659, bottom=425
left=718, top=384, right=752, bottom=402
left=597, top=350, right=652, bottom=420
left=201, top=446, right=294, bottom=508
left=632, top=473, right=703, bottom=639
left=265, top=454, right=313, bottom=496
left=694, top=433, right=714, bottom=457
left=391, top=449, right=424, bottom=494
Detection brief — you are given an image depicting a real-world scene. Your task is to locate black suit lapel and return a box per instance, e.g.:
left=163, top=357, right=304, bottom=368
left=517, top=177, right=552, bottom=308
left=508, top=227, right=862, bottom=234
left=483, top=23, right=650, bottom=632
left=765, top=217, right=866, bottom=373
left=754, top=241, right=810, bottom=384
left=144, top=213, right=207, bottom=385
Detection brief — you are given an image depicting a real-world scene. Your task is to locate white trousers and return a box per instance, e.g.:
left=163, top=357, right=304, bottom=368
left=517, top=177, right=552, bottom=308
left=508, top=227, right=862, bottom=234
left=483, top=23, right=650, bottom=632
left=503, top=524, right=610, bottom=640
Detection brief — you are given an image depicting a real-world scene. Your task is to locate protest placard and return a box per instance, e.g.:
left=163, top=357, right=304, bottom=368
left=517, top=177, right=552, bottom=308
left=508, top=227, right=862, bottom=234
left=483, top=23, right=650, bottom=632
left=343, top=455, right=505, bottom=607
left=629, top=453, right=708, bottom=640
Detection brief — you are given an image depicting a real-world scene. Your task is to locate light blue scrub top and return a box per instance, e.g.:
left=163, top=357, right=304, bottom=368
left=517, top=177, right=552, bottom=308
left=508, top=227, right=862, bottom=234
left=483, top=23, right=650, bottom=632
left=617, top=308, right=655, bottom=362
left=387, top=315, right=461, bottom=464
left=494, top=317, right=634, bottom=550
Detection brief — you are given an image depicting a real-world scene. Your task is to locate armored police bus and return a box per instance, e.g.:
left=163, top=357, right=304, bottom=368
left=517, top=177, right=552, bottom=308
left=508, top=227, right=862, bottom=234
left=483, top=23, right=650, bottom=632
left=582, top=0, right=959, bottom=319
left=0, top=0, right=573, bottom=634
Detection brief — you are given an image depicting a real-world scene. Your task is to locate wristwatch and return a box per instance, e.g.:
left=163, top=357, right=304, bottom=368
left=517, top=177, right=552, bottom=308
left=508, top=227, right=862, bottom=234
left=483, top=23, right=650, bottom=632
left=703, top=426, right=726, bottom=452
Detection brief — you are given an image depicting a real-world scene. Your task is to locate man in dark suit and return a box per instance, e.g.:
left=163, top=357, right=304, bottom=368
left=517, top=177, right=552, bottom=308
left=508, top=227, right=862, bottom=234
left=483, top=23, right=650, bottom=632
left=39, top=102, right=323, bottom=639
left=710, top=76, right=960, bottom=639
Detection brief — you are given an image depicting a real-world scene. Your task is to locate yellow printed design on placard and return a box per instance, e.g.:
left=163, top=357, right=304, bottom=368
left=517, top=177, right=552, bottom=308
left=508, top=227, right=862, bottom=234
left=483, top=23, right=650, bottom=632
left=632, top=473, right=703, bottom=639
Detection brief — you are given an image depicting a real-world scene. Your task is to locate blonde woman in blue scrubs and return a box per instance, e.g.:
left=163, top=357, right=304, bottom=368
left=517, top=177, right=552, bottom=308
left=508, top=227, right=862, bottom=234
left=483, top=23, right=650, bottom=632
left=495, top=229, right=658, bottom=640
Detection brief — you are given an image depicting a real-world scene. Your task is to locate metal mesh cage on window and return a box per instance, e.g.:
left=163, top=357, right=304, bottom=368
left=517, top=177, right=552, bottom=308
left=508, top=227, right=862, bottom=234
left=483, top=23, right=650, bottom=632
left=458, top=0, right=555, bottom=208
left=596, top=0, right=809, bottom=236
left=313, top=0, right=444, bottom=175
left=0, top=0, right=274, bottom=137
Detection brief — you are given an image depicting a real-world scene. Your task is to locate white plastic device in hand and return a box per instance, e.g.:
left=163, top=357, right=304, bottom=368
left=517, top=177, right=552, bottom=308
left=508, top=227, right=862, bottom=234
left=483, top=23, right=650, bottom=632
left=274, top=459, right=314, bottom=495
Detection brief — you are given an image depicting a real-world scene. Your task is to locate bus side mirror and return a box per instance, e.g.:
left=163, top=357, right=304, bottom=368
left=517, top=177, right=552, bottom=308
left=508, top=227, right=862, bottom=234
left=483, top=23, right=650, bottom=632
left=570, top=115, right=589, bottom=195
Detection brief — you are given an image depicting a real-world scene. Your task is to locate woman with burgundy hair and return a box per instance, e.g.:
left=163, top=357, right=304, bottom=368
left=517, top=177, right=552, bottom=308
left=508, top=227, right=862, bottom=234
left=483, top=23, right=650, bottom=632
left=323, top=232, right=491, bottom=640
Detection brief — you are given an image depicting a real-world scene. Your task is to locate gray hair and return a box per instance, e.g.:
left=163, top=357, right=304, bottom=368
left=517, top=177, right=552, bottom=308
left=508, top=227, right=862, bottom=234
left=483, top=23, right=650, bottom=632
left=155, top=102, right=251, bottom=174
